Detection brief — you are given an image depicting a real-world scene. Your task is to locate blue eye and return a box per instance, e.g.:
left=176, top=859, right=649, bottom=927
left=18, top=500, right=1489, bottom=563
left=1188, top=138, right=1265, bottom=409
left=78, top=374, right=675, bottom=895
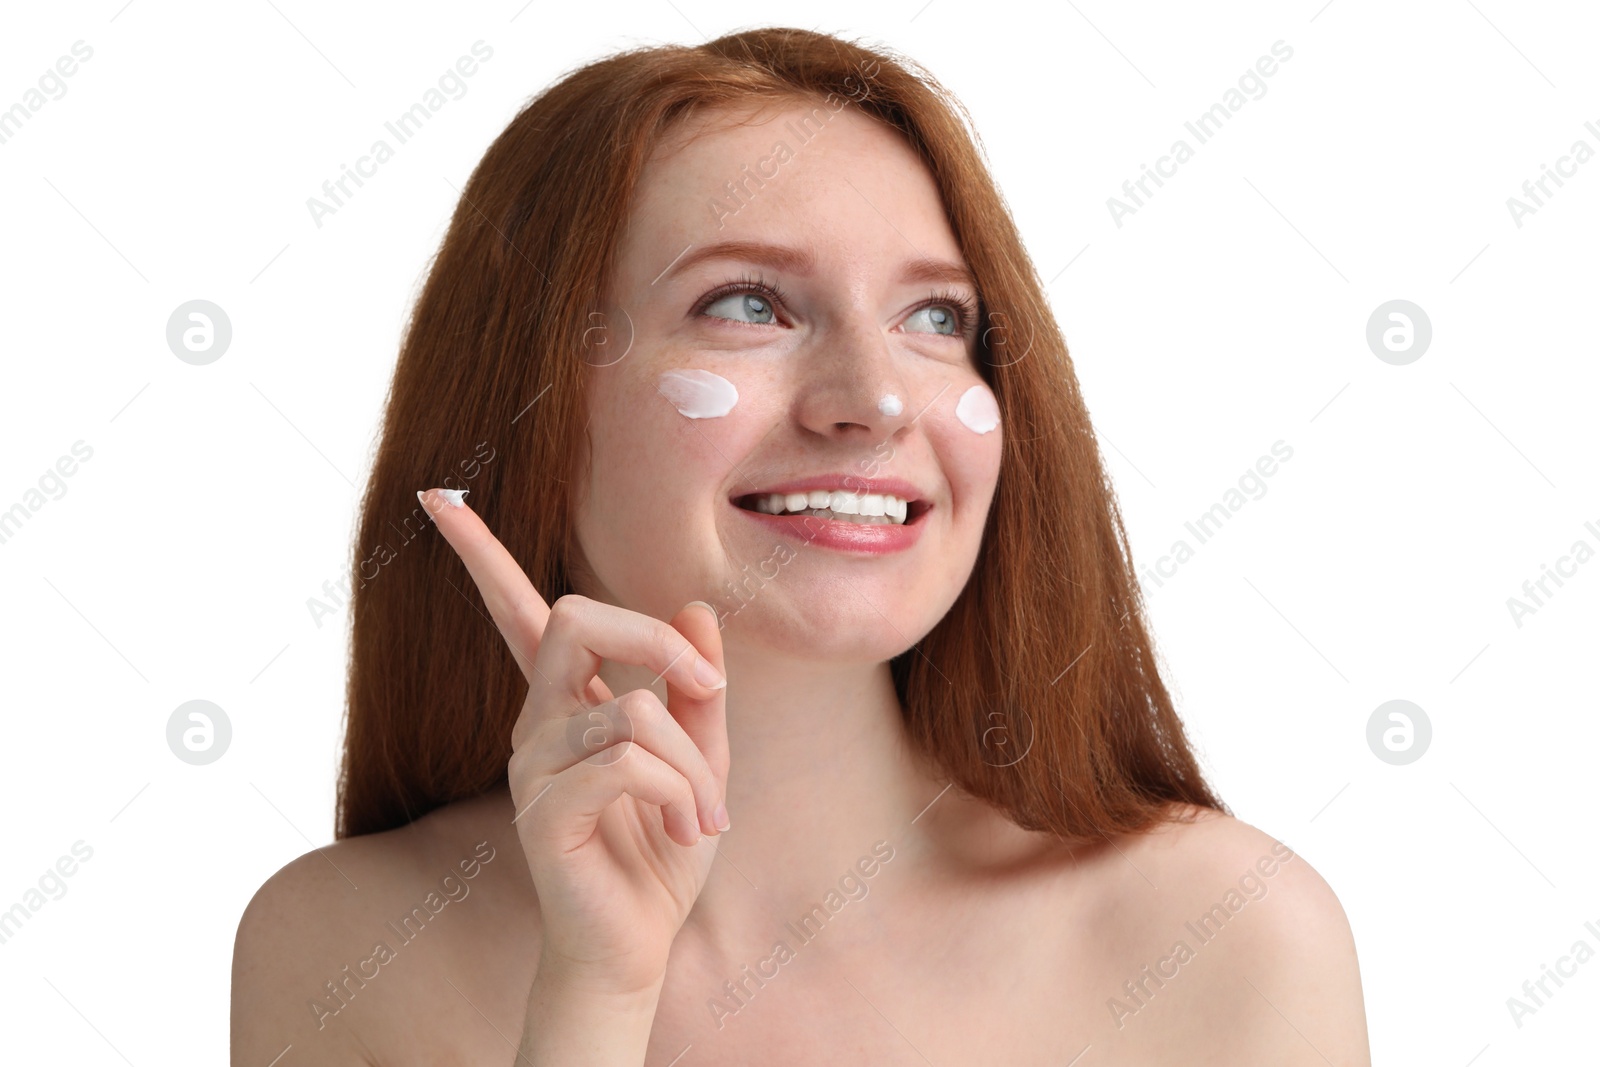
left=703, top=291, right=776, bottom=325
left=694, top=275, right=978, bottom=340
left=905, top=304, right=961, bottom=336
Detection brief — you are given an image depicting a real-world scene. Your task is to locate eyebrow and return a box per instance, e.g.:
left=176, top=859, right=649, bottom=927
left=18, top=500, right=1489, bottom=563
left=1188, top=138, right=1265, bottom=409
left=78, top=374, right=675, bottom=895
left=657, top=239, right=978, bottom=292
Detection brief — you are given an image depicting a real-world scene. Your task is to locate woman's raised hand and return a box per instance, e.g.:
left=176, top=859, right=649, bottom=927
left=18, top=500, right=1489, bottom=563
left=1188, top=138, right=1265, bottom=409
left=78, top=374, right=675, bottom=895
left=418, top=487, right=730, bottom=1000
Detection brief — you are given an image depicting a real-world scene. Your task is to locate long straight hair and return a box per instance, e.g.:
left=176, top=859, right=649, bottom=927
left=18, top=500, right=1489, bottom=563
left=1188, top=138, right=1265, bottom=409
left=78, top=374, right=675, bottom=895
left=336, top=26, right=1224, bottom=841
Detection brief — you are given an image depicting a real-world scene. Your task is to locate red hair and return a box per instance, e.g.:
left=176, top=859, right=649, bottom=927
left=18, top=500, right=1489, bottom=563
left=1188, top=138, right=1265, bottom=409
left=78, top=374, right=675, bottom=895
left=336, top=26, right=1224, bottom=841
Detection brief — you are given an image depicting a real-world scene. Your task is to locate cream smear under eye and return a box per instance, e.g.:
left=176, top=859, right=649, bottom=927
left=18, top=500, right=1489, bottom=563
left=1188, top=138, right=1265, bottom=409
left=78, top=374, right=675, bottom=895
left=658, top=369, right=739, bottom=418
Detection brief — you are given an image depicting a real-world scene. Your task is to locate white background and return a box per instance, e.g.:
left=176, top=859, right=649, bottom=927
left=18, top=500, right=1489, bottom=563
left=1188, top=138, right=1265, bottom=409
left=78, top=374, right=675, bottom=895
left=1, top=1, right=1595, bottom=1063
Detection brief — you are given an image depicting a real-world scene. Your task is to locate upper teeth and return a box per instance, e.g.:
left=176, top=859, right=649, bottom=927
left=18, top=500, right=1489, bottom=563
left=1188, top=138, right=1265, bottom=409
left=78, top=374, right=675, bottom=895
left=749, top=490, right=910, bottom=522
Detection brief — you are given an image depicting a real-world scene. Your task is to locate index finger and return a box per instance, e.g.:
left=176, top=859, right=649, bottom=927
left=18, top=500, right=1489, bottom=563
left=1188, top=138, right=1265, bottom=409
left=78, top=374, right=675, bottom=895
left=417, top=487, right=608, bottom=704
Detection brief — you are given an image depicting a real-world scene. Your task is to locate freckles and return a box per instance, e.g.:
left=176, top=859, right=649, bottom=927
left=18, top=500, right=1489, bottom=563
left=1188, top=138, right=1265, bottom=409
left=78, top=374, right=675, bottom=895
left=657, top=368, right=739, bottom=418
left=954, top=383, right=1000, bottom=435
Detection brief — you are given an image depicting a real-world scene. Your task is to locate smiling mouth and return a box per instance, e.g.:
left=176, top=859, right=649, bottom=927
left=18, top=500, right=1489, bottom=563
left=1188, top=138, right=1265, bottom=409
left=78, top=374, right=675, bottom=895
left=732, top=491, right=931, bottom=526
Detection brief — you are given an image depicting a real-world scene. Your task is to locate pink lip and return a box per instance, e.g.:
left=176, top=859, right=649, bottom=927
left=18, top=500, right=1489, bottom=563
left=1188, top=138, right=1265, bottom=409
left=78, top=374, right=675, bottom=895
left=731, top=497, right=928, bottom=555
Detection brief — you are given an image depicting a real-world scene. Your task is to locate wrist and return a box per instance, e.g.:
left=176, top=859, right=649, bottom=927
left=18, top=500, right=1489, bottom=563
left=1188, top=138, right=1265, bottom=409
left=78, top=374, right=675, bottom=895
left=533, top=949, right=667, bottom=1005
left=522, top=957, right=663, bottom=1065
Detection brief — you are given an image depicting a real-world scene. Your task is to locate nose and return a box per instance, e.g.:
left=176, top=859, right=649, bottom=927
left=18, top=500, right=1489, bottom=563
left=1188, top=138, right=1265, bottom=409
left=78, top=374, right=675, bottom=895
left=794, top=314, right=914, bottom=444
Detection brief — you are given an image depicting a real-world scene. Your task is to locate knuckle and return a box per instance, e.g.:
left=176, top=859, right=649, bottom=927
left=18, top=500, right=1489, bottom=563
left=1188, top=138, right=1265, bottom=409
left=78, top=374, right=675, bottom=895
left=507, top=755, right=548, bottom=804
left=546, top=594, right=584, bottom=628
left=616, top=687, right=663, bottom=722
left=599, top=738, right=636, bottom=767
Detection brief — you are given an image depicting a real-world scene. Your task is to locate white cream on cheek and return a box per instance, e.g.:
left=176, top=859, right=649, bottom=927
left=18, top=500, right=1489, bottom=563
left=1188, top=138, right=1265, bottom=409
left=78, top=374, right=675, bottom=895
left=955, top=384, right=1000, bottom=434
left=657, top=368, right=739, bottom=418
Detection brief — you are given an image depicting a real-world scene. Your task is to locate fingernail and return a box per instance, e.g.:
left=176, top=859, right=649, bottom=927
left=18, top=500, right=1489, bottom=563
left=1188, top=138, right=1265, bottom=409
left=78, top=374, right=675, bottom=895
left=713, top=802, right=730, bottom=832
left=693, top=656, right=727, bottom=690
left=417, top=487, right=469, bottom=521
left=686, top=600, right=721, bottom=627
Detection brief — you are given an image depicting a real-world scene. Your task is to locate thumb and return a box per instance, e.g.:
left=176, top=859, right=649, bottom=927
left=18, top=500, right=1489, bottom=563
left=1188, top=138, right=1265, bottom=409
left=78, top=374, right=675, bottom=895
left=664, top=600, right=730, bottom=802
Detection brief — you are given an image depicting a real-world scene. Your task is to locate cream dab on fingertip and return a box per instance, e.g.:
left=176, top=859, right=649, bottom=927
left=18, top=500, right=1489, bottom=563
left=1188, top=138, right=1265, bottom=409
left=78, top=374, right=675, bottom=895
left=955, top=384, right=1000, bottom=434
left=418, top=488, right=470, bottom=511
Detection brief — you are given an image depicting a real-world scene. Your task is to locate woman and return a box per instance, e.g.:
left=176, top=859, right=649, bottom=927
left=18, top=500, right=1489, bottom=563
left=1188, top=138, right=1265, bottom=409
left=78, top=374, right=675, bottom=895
left=232, top=26, right=1369, bottom=1064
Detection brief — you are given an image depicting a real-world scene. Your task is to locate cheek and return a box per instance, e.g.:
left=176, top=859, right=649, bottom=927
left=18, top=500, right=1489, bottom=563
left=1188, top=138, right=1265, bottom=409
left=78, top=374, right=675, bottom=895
left=939, top=380, right=1004, bottom=501
left=631, top=366, right=771, bottom=497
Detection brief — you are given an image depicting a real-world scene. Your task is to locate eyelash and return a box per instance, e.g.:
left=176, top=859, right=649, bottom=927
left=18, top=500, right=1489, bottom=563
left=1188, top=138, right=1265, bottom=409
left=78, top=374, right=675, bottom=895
left=693, top=273, right=979, bottom=337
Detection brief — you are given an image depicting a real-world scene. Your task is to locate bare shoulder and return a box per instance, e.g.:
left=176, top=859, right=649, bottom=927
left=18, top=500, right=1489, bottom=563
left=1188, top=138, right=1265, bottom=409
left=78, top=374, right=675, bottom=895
left=230, top=787, right=530, bottom=1067
left=1123, top=805, right=1360, bottom=966
left=1122, top=804, right=1332, bottom=898
left=1082, top=805, right=1371, bottom=1065
left=230, top=821, right=419, bottom=1065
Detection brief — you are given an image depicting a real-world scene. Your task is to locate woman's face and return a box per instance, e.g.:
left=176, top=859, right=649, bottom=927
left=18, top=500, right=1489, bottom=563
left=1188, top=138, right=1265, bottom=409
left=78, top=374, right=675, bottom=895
left=569, top=96, right=1003, bottom=663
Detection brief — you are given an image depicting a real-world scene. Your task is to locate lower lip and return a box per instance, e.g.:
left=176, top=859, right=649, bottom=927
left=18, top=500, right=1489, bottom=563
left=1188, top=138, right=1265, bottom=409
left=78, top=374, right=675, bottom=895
left=732, top=502, right=928, bottom=554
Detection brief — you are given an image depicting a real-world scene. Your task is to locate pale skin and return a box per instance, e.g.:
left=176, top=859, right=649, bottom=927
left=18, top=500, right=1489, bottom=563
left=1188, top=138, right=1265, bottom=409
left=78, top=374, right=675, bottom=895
left=231, top=99, right=1371, bottom=1064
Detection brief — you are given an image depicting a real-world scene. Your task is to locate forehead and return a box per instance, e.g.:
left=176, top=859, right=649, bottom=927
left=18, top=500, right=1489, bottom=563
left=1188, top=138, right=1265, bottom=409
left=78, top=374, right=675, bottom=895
left=647, top=95, right=913, bottom=168
left=612, top=97, right=963, bottom=288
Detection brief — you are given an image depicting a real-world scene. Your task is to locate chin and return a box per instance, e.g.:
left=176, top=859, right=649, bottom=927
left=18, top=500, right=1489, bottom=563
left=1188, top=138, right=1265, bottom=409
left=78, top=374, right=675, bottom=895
left=718, top=591, right=941, bottom=664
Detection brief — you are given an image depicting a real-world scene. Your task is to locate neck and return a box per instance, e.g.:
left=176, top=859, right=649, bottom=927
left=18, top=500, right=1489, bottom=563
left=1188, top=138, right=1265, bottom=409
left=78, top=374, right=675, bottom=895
left=595, top=644, right=952, bottom=958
